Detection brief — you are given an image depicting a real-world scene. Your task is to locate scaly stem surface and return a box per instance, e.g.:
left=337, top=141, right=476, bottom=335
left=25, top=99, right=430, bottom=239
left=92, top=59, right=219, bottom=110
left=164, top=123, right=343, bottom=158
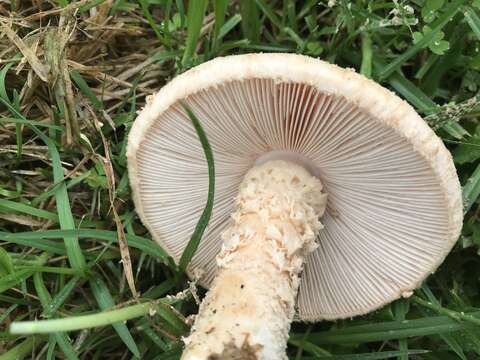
left=182, top=160, right=327, bottom=360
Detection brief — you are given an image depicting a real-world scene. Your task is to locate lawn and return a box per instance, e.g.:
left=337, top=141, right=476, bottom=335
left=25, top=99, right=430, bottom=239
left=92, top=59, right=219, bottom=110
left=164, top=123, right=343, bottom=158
left=1, top=0, right=480, bottom=359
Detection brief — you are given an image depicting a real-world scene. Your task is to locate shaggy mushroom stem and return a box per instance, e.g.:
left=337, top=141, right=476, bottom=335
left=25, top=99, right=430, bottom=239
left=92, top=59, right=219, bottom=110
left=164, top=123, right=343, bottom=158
left=182, top=160, right=327, bottom=360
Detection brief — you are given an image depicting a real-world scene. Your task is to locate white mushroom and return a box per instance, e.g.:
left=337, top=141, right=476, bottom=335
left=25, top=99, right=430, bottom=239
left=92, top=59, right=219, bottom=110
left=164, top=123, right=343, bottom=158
left=127, top=53, right=463, bottom=360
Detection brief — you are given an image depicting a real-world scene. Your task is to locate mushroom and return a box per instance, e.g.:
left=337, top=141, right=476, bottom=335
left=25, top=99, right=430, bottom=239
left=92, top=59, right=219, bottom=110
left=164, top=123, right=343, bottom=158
left=127, top=54, right=463, bottom=360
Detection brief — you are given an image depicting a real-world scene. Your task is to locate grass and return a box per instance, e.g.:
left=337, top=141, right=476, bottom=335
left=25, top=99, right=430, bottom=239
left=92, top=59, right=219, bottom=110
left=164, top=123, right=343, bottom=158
left=1, top=0, right=480, bottom=359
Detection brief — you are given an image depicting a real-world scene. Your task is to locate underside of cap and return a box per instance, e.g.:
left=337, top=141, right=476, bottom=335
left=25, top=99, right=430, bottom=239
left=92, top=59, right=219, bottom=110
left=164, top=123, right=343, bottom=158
left=127, top=53, right=463, bottom=321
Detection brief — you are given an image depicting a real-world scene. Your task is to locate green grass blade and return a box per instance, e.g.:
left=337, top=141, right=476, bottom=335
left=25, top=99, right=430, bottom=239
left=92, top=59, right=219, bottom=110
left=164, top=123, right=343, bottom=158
left=12, top=91, right=22, bottom=159
left=238, top=42, right=293, bottom=52
left=10, top=299, right=178, bottom=334
left=217, top=14, right=242, bottom=42
left=415, top=54, right=439, bottom=80
left=0, top=63, right=13, bottom=102
left=0, top=229, right=171, bottom=263
left=138, top=0, right=171, bottom=47
left=178, top=105, right=215, bottom=273
left=0, top=196, right=98, bottom=228
left=291, top=326, right=323, bottom=359
left=89, top=275, right=140, bottom=357
left=213, top=0, right=229, bottom=42
left=33, top=273, right=79, bottom=360
left=283, top=27, right=304, bottom=48
left=0, top=304, right=18, bottom=324
left=387, top=73, right=436, bottom=113
left=15, top=128, right=22, bottom=159
left=297, top=0, right=317, bottom=19
left=16, top=265, right=80, bottom=275
left=462, top=162, right=480, bottom=214
left=255, top=0, right=282, bottom=29
left=419, top=284, right=467, bottom=360
left=0, top=199, right=59, bottom=222
left=360, top=33, right=372, bottom=78
left=46, top=335, right=56, bottom=360
left=291, top=311, right=480, bottom=345
left=175, top=0, right=186, bottom=28
left=70, top=70, right=103, bottom=110
left=439, top=335, right=468, bottom=360
left=181, top=0, right=208, bottom=67
left=0, top=232, right=68, bottom=255
left=285, top=0, right=297, bottom=32
left=0, top=294, right=35, bottom=306
left=442, top=123, right=470, bottom=139
left=53, top=333, right=78, bottom=360
left=31, top=170, right=92, bottom=207
left=136, top=320, right=168, bottom=351
left=32, top=272, right=52, bottom=311
left=240, top=0, right=260, bottom=42
left=150, top=50, right=183, bottom=63
left=143, top=278, right=176, bottom=299
left=0, top=336, right=47, bottom=360
left=40, top=141, right=86, bottom=271
left=464, top=6, right=480, bottom=40
left=78, top=0, right=106, bottom=13
left=43, top=276, right=80, bottom=318
left=393, top=300, right=409, bottom=360
left=0, top=246, right=14, bottom=276
left=154, top=302, right=189, bottom=335
left=412, top=295, right=480, bottom=327
left=290, top=338, right=330, bottom=357
left=0, top=269, right=35, bottom=293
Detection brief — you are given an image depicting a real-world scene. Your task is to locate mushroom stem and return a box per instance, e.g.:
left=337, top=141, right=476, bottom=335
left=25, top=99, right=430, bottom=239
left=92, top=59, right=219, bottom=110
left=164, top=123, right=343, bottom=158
left=182, top=160, right=327, bottom=360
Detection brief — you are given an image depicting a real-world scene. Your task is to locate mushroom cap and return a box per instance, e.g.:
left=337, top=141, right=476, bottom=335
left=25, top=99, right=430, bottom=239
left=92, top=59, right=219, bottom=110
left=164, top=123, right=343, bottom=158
left=127, top=53, right=463, bottom=321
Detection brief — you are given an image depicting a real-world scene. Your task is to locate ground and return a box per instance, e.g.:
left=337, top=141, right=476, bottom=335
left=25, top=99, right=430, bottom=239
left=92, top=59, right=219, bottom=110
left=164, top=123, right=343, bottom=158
left=1, top=0, right=480, bottom=359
